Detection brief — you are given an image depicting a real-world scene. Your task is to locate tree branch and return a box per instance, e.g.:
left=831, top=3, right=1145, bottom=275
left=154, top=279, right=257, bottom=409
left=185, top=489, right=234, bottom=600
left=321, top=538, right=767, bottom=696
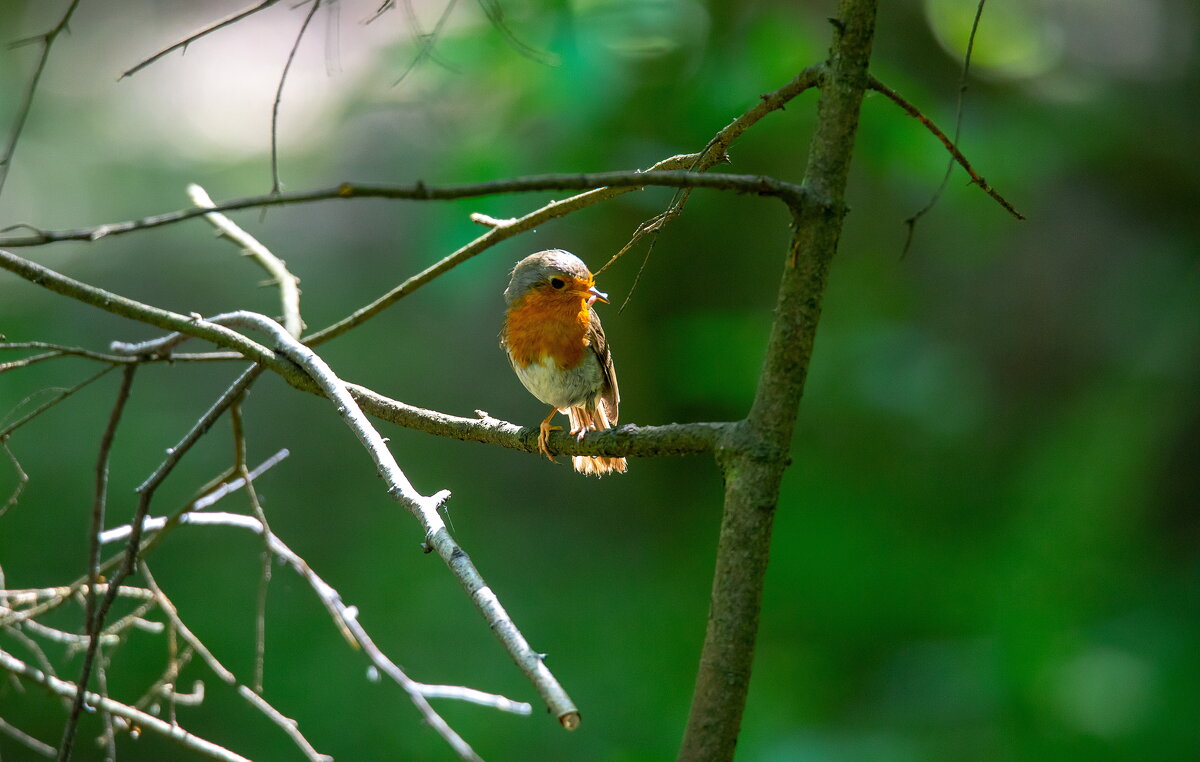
left=0, top=648, right=252, bottom=762
left=65, top=365, right=262, bottom=759
left=0, top=249, right=282, bottom=371
left=0, top=171, right=807, bottom=248
left=0, top=341, right=242, bottom=371
left=120, top=0, right=283, bottom=80
left=0, top=0, right=82, bottom=198
left=105, top=510, right=531, bottom=761
left=188, top=183, right=304, bottom=337
left=138, top=562, right=333, bottom=762
left=867, top=75, right=1024, bottom=220
left=2, top=245, right=729, bottom=459
left=270, top=0, right=321, bottom=195
left=60, top=365, right=136, bottom=760
left=678, top=3, right=878, bottom=760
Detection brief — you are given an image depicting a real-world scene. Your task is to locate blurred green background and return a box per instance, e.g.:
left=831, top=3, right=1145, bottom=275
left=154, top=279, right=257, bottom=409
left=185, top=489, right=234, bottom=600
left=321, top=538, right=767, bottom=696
left=1, top=0, right=1197, bottom=760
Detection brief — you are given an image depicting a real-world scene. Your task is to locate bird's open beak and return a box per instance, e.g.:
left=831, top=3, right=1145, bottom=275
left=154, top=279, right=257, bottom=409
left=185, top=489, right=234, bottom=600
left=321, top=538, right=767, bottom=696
left=586, top=286, right=609, bottom=306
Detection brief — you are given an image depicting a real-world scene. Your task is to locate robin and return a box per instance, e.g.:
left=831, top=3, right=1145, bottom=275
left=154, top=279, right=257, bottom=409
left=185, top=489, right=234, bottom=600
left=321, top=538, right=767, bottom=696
left=501, top=249, right=627, bottom=476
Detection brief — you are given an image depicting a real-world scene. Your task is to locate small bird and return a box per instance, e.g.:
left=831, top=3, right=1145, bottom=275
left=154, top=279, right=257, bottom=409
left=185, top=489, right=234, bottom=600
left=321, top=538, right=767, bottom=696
left=501, top=249, right=627, bottom=476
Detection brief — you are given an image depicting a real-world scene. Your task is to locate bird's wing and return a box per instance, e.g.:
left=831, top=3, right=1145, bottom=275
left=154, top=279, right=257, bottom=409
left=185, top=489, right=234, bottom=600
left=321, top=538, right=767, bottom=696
left=588, top=308, right=619, bottom=424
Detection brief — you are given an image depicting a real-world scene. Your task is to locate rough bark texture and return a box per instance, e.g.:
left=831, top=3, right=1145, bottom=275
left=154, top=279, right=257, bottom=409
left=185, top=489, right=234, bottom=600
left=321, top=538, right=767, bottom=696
left=677, top=2, right=878, bottom=760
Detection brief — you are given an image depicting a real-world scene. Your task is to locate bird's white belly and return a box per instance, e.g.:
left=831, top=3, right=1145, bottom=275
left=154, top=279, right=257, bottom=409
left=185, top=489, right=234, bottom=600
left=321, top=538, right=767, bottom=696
left=513, top=354, right=601, bottom=411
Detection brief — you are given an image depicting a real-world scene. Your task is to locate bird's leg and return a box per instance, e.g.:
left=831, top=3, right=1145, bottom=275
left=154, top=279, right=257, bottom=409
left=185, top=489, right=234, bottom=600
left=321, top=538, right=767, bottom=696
left=569, top=408, right=593, bottom=441
left=537, top=407, right=562, bottom=462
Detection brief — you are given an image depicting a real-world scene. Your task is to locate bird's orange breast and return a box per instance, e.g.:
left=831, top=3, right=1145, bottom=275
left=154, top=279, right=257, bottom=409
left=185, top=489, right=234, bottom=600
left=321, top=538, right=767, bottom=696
left=504, top=291, right=591, bottom=370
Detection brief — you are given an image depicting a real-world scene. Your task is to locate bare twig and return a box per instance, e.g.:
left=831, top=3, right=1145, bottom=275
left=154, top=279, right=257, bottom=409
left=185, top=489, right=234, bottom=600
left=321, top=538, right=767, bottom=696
left=473, top=0, right=558, bottom=65
left=230, top=404, right=272, bottom=695
left=0, top=0, right=83, bottom=198
left=867, top=75, right=1024, bottom=220
left=0, top=341, right=244, bottom=367
left=270, top=0, right=322, bottom=195
left=1, top=437, right=29, bottom=518
left=597, top=64, right=824, bottom=279
left=0, top=715, right=55, bottom=758
left=0, top=648, right=252, bottom=762
left=60, top=365, right=137, bottom=759
left=93, top=653, right=117, bottom=761
left=4, top=623, right=59, bottom=681
left=120, top=0, right=283, bottom=79
left=60, top=365, right=261, bottom=760
left=0, top=170, right=807, bottom=248
left=393, top=0, right=461, bottom=85
left=900, top=0, right=991, bottom=255
left=0, top=365, right=117, bottom=440
left=188, top=183, right=303, bottom=337
left=12, top=619, right=119, bottom=648
left=83, top=365, right=136, bottom=629
left=139, top=562, right=332, bottom=762
left=106, top=510, right=530, bottom=762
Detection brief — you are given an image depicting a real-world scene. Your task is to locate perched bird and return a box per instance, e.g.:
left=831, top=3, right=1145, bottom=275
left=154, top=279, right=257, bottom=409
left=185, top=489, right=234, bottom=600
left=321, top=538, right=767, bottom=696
left=501, top=249, right=627, bottom=476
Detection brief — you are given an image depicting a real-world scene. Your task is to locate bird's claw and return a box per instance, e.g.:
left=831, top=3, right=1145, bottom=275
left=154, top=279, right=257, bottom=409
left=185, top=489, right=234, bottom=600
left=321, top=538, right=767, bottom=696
left=538, top=421, right=562, bottom=463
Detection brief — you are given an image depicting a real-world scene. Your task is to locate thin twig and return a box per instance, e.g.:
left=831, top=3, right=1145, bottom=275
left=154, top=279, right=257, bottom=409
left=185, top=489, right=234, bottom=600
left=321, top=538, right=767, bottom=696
left=107, top=511, right=528, bottom=762
left=120, top=0, right=283, bottom=79
left=230, top=404, right=272, bottom=695
left=473, top=0, right=558, bottom=65
left=4, top=622, right=59, bottom=681
left=393, top=0, right=461, bottom=85
left=61, top=365, right=136, bottom=759
left=60, top=366, right=260, bottom=760
left=133, top=646, right=194, bottom=712
left=0, top=0, right=83, bottom=198
left=92, top=649, right=117, bottom=761
left=0, top=648, right=252, bottom=762
left=0, top=438, right=29, bottom=518
left=0, top=715, right=56, bottom=758
left=0, top=170, right=808, bottom=247
left=188, top=183, right=304, bottom=337
left=867, top=74, right=1024, bottom=220
left=270, top=0, right=322, bottom=195
left=83, top=365, right=136, bottom=630
left=12, top=619, right=119, bottom=648
left=900, top=0, right=990, bottom=256
left=0, top=250, right=282, bottom=371
left=0, top=365, right=117, bottom=439
left=0, top=341, right=244, bottom=367
left=597, top=64, right=824, bottom=279
left=139, top=562, right=332, bottom=762
left=95, top=449, right=287, bottom=549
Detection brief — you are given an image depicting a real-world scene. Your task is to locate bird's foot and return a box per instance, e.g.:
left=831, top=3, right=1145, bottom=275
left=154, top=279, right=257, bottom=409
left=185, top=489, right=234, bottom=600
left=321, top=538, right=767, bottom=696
left=538, top=420, right=562, bottom=462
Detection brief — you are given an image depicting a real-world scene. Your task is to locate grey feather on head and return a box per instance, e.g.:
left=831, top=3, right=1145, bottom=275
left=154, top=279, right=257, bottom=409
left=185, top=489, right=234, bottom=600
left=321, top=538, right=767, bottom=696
left=503, top=249, right=593, bottom=306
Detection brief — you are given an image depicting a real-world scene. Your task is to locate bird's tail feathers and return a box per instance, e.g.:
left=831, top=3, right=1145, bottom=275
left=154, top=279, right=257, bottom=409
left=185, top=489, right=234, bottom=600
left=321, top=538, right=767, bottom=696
left=567, top=406, right=627, bottom=476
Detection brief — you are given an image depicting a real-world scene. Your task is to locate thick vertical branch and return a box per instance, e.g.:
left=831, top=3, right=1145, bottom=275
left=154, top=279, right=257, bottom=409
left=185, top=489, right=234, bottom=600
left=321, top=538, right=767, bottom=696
left=677, top=2, right=878, bottom=760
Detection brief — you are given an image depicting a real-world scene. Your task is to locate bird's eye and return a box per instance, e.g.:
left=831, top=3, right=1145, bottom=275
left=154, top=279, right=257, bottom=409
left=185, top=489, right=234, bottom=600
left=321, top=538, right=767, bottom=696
left=550, top=277, right=566, bottom=289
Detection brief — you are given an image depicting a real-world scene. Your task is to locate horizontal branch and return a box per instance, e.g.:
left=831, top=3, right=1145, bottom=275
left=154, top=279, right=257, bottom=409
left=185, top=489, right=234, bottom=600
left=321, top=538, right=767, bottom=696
left=0, top=341, right=242, bottom=372
left=304, top=152, right=707, bottom=345
left=0, top=171, right=809, bottom=248
left=1, top=248, right=728, bottom=460
left=351, top=386, right=729, bottom=458
left=0, top=249, right=283, bottom=372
